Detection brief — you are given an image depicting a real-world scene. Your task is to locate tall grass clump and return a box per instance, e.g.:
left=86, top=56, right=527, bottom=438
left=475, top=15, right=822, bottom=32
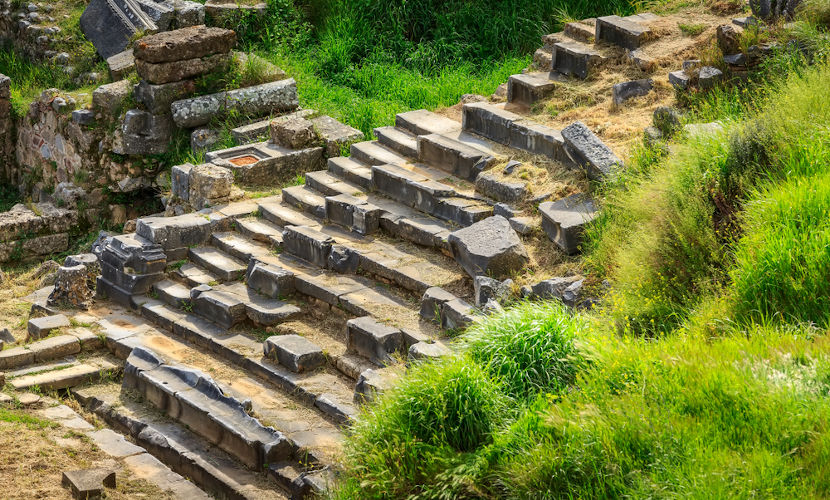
left=337, top=355, right=505, bottom=498
left=463, top=301, right=584, bottom=399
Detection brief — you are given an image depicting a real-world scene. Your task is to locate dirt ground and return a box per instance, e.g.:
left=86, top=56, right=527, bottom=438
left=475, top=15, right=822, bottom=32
left=0, top=404, right=175, bottom=500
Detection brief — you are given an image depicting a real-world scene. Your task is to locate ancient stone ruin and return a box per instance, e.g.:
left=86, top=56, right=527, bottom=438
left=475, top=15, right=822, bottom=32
left=0, top=0, right=799, bottom=497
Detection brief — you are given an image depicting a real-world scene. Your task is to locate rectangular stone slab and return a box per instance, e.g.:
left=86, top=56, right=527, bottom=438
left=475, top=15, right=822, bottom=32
left=133, top=25, right=236, bottom=63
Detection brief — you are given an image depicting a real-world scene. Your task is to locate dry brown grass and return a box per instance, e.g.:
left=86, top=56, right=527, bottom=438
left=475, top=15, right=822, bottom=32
left=0, top=261, right=58, bottom=344
left=0, top=407, right=174, bottom=499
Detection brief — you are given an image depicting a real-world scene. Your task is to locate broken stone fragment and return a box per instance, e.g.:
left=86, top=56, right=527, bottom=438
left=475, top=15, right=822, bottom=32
left=448, top=215, right=529, bottom=280
left=473, top=276, right=514, bottom=307
left=717, top=24, right=744, bottom=56
left=61, top=468, right=116, bottom=500
left=270, top=115, right=318, bottom=149
left=47, top=264, right=94, bottom=310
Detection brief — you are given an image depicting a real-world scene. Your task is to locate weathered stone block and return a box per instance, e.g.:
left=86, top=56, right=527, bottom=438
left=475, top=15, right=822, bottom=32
left=107, top=49, right=135, bottom=80
left=270, top=115, right=317, bottom=149
left=264, top=335, right=325, bottom=373
left=612, top=78, right=653, bottom=106
left=134, top=79, right=196, bottom=115
left=595, top=15, right=652, bottom=49
left=475, top=173, right=527, bottom=203
left=27, top=314, right=70, bottom=340
left=539, top=194, right=597, bottom=254
left=311, top=115, right=364, bottom=157
left=448, top=215, right=528, bottom=279
left=282, top=225, right=333, bottom=268
left=133, top=25, right=236, bottom=63
left=119, top=110, right=174, bottom=156
left=61, top=468, right=116, bottom=500
left=171, top=78, right=299, bottom=128
left=136, top=53, right=231, bottom=85
left=245, top=260, right=295, bottom=298
left=47, top=265, right=93, bottom=310
left=188, top=163, right=233, bottom=210
left=346, top=316, right=403, bottom=364
left=561, top=121, right=620, bottom=180
left=92, top=79, right=131, bottom=117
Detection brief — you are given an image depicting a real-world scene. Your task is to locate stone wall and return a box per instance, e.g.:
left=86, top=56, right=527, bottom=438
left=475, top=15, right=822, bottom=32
left=0, top=202, right=77, bottom=263
left=13, top=88, right=162, bottom=219
left=0, top=73, right=12, bottom=182
left=0, top=1, right=64, bottom=61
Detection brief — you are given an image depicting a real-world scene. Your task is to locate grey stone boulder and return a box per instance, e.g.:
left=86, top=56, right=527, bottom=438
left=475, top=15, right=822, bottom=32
left=171, top=78, right=299, bottom=128
left=441, top=298, right=476, bottom=331
left=354, top=367, right=400, bottom=404
left=523, top=276, right=585, bottom=307
left=473, top=276, right=513, bottom=307
left=0, top=328, right=14, bottom=344
left=698, top=66, right=724, bottom=89
left=420, top=287, right=457, bottom=323
left=191, top=128, right=222, bottom=154
left=346, top=316, right=403, bottom=365
left=612, top=78, right=653, bottom=106
left=264, top=335, right=325, bottom=373
left=668, top=70, right=690, bottom=89
left=448, top=215, right=528, bottom=279
left=561, top=121, right=621, bottom=180
left=717, top=24, right=743, bottom=55
left=539, top=193, right=598, bottom=254
left=133, top=25, right=236, bottom=64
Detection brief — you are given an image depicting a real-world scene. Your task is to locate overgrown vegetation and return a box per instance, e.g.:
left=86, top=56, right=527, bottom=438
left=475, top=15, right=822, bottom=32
left=331, top=14, right=830, bottom=499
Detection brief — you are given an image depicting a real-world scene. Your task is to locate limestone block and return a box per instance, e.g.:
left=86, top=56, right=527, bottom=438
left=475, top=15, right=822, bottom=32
left=448, top=215, right=528, bottom=279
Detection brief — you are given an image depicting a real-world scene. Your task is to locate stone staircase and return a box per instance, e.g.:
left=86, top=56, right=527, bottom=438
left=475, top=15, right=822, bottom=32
left=4, top=95, right=610, bottom=500
left=515, top=13, right=661, bottom=108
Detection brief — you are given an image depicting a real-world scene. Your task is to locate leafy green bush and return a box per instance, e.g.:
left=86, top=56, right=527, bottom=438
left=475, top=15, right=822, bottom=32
left=463, top=301, right=583, bottom=400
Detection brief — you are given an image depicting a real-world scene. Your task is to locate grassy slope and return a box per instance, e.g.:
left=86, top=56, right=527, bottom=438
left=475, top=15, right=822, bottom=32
left=330, top=16, right=830, bottom=500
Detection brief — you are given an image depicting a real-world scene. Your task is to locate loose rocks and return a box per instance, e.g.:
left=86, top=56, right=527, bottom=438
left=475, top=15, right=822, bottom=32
left=448, top=216, right=528, bottom=280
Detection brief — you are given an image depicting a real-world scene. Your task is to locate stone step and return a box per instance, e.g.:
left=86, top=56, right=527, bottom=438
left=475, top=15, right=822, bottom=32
left=326, top=157, right=373, bottom=190
left=220, top=282, right=303, bottom=327
left=188, top=246, right=247, bottom=282
left=172, top=262, right=219, bottom=288
left=560, top=121, right=621, bottom=181
left=416, top=133, right=494, bottom=181
left=395, top=109, right=461, bottom=137
left=0, top=331, right=101, bottom=371
left=350, top=140, right=408, bottom=167
left=461, top=102, right=570, bottom=164
left=9, top=356, right=121, bottom=391
left=235, top=217, right=284, bottom=246
left=374, top=126, right=419, bottom=158
left=595, top=15, right=652, bottom=50
left=137, top=299, right=358, bottom=426
left=73, top=383, right=294, bottom=500
left=538, top=193, right=598, bottom=254
left=552, top=41, right=606, bottom=79
left=258, top=200, right=321, bottom=229
left=507, top=72, right=559, bottom=107
left=212, top=231, right=273, bottom=262
left=152, top=279, right=191, bottom=309
left=192, top=286, right=249, bottom=329
left=563, top=20, right=596, bottom=43
left=124, top=347, right=297, bottom=470
left=281, top=185, right=327, bottom=220
left=369, top=163, right=492, bottom=227
left=305, top=170, right=364, bottom=197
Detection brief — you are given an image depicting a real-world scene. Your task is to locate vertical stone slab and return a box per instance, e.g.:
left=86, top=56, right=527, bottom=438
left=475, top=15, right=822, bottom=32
left=80, top=0, right=158, bottom=60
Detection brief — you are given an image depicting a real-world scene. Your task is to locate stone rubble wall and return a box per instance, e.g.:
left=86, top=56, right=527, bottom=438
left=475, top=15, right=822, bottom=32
left=0, top=1, right=65, bottom=61
left=0, top=202, right=77, bottom=264
left=0, top=73, right=12, bottom=182
left=12, top=88, right=159, bottom=225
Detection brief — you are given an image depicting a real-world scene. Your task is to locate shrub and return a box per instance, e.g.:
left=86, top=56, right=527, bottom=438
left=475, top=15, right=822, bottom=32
left=462, top=301, right=583, bottom=399
left=337, top=355, right=506, bottom=498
